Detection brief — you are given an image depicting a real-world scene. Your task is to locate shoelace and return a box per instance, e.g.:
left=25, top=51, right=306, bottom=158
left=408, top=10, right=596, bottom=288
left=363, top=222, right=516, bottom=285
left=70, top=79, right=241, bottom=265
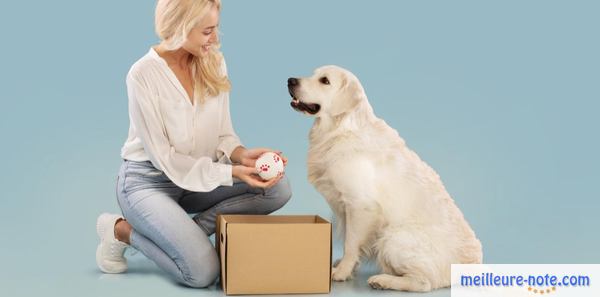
left=108, top=240, right=127, bottom=258
left=106, top=239, right=138, bottom=259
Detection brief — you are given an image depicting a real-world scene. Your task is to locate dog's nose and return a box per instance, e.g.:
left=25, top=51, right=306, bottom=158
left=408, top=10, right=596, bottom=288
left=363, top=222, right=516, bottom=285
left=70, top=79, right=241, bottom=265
left=288, top=77, right=298, bottom=86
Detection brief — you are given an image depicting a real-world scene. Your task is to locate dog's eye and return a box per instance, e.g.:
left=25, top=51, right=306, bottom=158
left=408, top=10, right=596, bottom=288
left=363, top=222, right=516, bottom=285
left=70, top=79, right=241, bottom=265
left=319, top=77, right=330, bottom=85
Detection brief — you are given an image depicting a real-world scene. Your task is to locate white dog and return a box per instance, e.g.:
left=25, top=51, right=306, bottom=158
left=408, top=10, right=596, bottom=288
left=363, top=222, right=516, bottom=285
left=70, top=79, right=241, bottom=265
left=287, top=65, right=482, bottom=292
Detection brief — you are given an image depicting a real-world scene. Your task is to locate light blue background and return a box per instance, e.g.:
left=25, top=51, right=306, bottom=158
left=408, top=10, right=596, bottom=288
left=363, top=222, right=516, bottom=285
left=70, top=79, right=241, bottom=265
left=1, top=1, right=598, bottom=296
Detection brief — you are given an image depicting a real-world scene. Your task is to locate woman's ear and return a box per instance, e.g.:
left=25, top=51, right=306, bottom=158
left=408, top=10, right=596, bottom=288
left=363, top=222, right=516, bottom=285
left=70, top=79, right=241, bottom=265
left=329, top=77, right=363, bottom=117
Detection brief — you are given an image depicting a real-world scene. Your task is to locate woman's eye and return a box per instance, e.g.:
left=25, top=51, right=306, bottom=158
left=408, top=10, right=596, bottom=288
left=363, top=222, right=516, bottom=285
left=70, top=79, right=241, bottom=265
left=319, top=77, right=330, bottom=85
left=203, top=30, right=213, bottom=35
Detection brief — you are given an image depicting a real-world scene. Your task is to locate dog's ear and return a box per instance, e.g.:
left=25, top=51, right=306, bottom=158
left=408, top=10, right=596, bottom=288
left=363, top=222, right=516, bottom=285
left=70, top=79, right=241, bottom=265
left=329, top=77, right=363, bottom=117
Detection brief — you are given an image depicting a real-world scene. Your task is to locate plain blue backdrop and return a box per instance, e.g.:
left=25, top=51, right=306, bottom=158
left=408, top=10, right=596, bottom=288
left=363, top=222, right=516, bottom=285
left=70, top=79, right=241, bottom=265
left=1, top=1, right=598, bottom=296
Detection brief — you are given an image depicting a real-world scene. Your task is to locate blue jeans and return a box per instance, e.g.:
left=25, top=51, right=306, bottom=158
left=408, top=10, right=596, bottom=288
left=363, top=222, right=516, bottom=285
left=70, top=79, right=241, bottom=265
left=115, top=160, right=292, bottom=288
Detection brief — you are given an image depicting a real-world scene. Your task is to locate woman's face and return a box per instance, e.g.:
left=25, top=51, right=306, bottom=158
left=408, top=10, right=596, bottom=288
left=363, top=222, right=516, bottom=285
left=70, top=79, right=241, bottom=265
left=183, top=5, right=219, bottom=57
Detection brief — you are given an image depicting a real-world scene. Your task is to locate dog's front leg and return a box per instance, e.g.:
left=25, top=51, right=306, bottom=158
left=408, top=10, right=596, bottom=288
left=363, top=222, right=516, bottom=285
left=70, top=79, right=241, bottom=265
left=332, top=201, right=378, bottom=281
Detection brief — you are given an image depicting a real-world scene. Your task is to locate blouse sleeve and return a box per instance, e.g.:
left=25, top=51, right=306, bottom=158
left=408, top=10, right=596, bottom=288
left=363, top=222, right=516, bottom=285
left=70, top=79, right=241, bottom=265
left=215, top=59, right=243, bottom=164
left=126, top=74, right=233, bottom=192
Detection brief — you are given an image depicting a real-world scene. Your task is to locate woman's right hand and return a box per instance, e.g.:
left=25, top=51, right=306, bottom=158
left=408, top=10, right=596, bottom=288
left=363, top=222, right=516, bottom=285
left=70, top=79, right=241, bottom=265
left=232, top=165, right=283, bottom=189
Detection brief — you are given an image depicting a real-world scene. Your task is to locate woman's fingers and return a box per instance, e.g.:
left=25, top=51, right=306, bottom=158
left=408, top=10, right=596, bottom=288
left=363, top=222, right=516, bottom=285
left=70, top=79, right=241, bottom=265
left=247, top=147, right=272, bottom=158
left=243, top=174, right=265, bottom=188
left=248, top=148, right=288, bottom=166
left=241, top=167, right=271, bottom=188
left=264, top=174, right=283, bottom=188
left=275, top=151, right=288, bottom=166
left=248, top=178, right=266, bottom=188
left=238, top=153, right=286, bottom=189
left=246, top=171, right=283, bottom=189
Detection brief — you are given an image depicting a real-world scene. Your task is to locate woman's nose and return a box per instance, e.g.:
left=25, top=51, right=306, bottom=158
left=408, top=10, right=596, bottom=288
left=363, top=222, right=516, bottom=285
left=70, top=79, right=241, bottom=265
left=209, top=30, right=218, bottom=43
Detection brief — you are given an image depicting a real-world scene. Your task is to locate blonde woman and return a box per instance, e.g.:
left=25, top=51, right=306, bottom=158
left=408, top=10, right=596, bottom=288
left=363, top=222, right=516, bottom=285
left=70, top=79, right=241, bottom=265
left=95, top=0, right=291, bottom=288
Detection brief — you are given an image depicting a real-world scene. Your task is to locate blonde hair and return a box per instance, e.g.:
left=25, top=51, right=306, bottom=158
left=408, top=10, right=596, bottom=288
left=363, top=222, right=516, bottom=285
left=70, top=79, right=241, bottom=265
left=155, top=0, right=231, bottom=103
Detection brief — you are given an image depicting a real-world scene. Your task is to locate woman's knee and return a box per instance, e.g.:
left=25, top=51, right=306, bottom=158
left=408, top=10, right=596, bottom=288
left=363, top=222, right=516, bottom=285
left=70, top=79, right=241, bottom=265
left=180, top=250, right=220, bottom=288
left=263, top=175, right=292, bottom=211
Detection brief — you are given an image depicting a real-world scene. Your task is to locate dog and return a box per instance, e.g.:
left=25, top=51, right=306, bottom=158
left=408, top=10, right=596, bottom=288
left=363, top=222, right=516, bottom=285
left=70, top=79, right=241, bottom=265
left=287, top=65, right=483, bottom=292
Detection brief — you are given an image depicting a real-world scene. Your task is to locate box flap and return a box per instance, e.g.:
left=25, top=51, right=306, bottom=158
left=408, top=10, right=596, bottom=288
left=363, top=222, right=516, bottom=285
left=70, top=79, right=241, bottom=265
left=219, top=214, right=328, bottom=224
left=216, top=215, right=228, bottom=293
left=314, top=215, right=330, bottom=224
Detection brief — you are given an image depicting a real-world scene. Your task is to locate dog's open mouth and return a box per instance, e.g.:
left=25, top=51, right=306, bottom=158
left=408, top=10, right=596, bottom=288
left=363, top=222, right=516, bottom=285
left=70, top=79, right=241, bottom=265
left=288, top=83, right=321, bottom=115
left=290, top=98, right=320, bottom=115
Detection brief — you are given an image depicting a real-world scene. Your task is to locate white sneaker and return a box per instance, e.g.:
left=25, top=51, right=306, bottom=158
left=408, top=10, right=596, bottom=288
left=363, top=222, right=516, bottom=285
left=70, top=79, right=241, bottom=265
left=96, top=213, right=128, bottom=273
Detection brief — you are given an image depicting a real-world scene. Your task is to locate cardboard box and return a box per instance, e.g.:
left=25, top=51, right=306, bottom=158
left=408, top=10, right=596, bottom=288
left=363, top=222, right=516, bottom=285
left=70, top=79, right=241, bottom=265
left=216, top=215, right=332, bottom=295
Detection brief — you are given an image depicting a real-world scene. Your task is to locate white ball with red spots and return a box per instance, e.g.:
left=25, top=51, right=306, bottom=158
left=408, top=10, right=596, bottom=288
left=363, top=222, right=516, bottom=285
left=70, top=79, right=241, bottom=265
left=255, top=152, right=284, bottom=180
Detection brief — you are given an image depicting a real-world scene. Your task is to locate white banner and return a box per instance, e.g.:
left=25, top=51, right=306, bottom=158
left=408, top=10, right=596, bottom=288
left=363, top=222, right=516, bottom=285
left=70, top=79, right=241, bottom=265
left=451, top=264, right=598, bottom=297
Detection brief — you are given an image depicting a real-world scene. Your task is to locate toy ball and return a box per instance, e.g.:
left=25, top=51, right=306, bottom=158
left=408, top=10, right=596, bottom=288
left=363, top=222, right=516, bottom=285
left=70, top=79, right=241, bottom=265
left=255, top=152, right=285, bottom=180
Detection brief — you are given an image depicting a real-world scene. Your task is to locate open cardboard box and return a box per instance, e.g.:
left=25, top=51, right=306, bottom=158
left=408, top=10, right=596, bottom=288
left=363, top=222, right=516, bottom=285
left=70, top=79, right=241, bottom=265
left=216, top=215, right=332, bottom=295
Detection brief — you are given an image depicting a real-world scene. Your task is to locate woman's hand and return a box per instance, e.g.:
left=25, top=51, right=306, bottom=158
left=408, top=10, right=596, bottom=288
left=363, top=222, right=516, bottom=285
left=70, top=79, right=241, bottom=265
left=230, top=147, right=287, bottom=188
left=238, top=147, right=288, bottom=168
left=232, top=165, right=283, bottom=189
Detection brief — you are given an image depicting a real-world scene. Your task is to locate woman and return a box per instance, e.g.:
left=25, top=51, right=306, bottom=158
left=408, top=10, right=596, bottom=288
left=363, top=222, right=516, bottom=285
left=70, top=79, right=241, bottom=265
left=96, top=0, right=292, bottom=288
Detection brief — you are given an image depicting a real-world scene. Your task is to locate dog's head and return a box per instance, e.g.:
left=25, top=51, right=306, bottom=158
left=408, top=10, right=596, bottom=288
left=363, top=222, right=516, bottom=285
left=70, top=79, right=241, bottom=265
left=288, top=65, right=366, bottom=118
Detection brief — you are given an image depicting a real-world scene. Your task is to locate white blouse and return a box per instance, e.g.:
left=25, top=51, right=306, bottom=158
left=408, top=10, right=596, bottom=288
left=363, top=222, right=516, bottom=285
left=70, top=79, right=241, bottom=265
left=121, top=48, right=242, bottom=192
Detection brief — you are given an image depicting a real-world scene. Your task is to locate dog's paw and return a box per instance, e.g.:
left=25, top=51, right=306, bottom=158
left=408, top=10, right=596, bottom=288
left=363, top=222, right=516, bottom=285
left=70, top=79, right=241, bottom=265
left=368, top=274, right=395, bottom=290
left=331, top=265, right=353, bottom=282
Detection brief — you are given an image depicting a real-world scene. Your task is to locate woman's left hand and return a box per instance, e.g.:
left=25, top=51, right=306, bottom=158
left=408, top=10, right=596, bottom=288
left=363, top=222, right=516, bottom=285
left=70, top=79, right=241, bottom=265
left=239, top=147, right=288, bottom=168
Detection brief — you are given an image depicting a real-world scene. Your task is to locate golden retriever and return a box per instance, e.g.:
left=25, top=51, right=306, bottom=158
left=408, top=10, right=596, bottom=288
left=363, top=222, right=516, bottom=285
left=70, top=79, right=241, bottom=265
left=287, top=65, right=483, bottom=292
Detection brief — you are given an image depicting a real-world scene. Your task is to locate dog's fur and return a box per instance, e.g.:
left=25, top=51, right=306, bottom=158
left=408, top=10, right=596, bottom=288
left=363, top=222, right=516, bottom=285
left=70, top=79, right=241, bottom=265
left=288, top=65, right=482, bottom=292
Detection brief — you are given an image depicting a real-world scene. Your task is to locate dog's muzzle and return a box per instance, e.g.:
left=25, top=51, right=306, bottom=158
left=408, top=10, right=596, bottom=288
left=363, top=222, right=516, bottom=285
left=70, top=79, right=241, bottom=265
left=288, top=77, right=321, bottom=115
